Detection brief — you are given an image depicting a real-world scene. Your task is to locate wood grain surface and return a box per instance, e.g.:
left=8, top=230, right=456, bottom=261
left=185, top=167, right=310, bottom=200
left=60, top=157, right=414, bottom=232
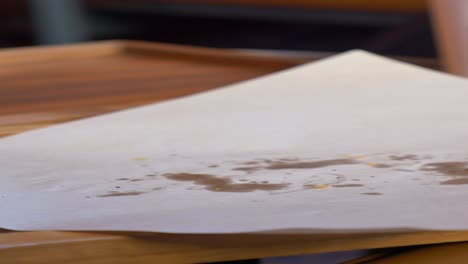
left=3, top=230, right=468, bottom=264
left=1, top=40, right=465, bottom=264
left=0, top=40, right=304, bottom=137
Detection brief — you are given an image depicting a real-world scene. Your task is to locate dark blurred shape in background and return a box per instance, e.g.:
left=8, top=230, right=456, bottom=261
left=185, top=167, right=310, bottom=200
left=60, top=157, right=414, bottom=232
left=1, top=0, right=435, bottom=57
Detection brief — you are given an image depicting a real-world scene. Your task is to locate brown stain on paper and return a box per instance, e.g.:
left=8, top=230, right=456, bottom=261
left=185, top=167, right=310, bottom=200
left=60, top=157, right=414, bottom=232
left=366, top=162, right=392, bottom=168
left=277, top=158, right=299, bottom=162
left=232, top=157, right=394, bottom=173
left=241, top=161, right=260, bottom=165
left=163, top=173, right=288, bottom=192
left=422, top=162, right=468, bottom=177
left=331, top=184, right=364, bottom=188
left=421, top=161, right=468, bottom=185
left=97, top=191, right=145, bottom=197
left=233, top=158, right=359, bottom=173
left=232, top=166, right=263, bottom=173
left=130, top=179, right=144, bottom=182
left=440, top=178, right=468, bottom=185
left=389, top=154, right=419, bottom=161
left=264, top=159, right=357, bottom=170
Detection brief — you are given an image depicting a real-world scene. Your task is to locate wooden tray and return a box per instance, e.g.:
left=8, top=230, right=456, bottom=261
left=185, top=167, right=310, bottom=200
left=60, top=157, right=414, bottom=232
left=0, top=40, right=307, bottom=137
left=1, top=40, right=467, bottom=264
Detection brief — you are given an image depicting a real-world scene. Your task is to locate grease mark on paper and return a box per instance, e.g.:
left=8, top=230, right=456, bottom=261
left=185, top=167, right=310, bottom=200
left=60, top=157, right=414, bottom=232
left=163, top=173, right=289, bottom=192
left=97, top=191, right=146, bottom=197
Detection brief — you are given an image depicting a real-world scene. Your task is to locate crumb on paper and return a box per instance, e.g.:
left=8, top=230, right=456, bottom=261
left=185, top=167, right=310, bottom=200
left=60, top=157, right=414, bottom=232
left=346, top=155, right=367, bottom=160
left=308, top=184, right=329, bottom=189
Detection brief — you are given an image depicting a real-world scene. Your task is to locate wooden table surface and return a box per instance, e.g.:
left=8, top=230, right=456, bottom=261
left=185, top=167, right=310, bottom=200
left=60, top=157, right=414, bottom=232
left=2, top=40, right=468, bottom=263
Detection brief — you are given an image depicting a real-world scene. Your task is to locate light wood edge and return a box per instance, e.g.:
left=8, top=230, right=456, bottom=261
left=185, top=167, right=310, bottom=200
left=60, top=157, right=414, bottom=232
left=0, top=118, right=89, bottom=138
left=0, top=39, right=438, bottom=71
left=0, top=123, right=55, bottom=137
left=0, top=41, right=125, bottom=65
left=0, top=40, right=308, bottom=67
left=119, top=40, right=309, bottom=66
left=2, top=230, right=468, bottom=263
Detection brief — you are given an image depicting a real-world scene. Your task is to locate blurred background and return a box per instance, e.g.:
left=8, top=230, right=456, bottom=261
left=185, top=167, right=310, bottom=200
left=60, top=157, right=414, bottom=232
left=1, top=0, right=438, bottom=58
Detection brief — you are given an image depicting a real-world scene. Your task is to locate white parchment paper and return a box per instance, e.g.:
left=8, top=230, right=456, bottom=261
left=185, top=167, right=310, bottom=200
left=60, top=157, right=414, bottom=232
left=1, top=51, right=468, bottom=234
